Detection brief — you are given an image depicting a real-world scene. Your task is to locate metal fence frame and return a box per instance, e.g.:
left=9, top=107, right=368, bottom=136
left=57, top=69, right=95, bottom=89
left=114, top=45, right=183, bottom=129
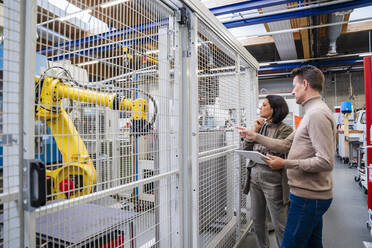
left=0, top=0, right=259, bottom=247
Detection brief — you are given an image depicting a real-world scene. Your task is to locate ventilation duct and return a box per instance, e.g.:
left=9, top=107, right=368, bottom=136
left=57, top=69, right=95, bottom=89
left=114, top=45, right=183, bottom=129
left=263, top=5, right=298, bottom=60
left=327, top=11, right=351, bottom=56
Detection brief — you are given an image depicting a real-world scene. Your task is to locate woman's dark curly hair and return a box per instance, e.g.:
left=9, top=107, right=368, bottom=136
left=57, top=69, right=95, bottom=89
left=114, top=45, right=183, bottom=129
left=266, top=95, right=289, bottom=124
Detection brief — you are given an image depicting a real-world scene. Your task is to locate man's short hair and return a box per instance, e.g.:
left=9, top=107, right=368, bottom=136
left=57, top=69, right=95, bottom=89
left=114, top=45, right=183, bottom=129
left=291, top=65, right=324, bottom=92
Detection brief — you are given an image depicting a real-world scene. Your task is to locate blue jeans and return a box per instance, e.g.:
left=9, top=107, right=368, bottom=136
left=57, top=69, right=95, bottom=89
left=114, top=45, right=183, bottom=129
left=280, top=193, right=332, bottom=248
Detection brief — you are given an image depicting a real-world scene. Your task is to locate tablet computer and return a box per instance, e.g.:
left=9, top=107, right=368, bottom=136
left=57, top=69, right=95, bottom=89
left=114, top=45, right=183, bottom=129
left=234, top=150, right=271, bottom=164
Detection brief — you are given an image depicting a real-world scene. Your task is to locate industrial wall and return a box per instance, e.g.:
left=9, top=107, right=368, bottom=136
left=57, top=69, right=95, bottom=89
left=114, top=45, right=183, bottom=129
left=259, top=70, right=366, bottom=112
left=323, top=71, right=366, bottom=111
left=258, top=77, right=293, bottom=95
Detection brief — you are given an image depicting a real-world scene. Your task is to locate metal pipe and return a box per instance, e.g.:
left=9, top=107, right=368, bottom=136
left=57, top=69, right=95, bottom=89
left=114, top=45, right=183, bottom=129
left=198, top=145, right=236, bottom=158
left=219, top=0, right=348, bottom=23
left=335, top=73, right=337, bottom=107
left=258, top=72, right=292, bottom=77
left=96, top=66, right=158, bottom=86
left=222, top=0, right=372, bottom=28
left=260, top=58, right=363, bottom=71
left=198, top=149, right=236, bottom=163
left=259, top=92, right=293, bottom=97
left=260, top=52, right=366, bottom=66
left=236, top=17, right=372, bottom=38
left=258, top=66, right=364, bottom=79
left=210, top=0, right=293, bottom=16
left=46, top=35, right=158, bottom=61
left=38, top=18, right=168, bottom=55
left=35, top=169, right=180, bottom=217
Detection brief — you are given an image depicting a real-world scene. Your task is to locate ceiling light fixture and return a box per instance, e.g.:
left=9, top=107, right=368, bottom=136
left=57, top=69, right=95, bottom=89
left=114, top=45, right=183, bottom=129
left=77, top=60, right=99, bottom=66
left=259, top=63, right=271, bottom=67
left=145, top=50, right=159, bottom=55
left=58, top=9, right=92, bottom=22
left=101, top=0, right=129, bottom=8
left=359, top=52, right=372, bottom=57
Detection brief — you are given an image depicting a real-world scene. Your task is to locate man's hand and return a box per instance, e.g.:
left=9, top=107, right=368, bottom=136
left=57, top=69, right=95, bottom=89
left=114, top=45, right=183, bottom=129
left=254, top=118, right=265, bottom=132
left=262, top=154, right=285, bottom=170
left=236, top=127, right=257, bottom=140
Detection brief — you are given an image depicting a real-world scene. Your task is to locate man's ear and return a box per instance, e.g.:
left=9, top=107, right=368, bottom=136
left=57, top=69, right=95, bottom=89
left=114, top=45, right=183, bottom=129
left=302, top=79, right=309, bottom=90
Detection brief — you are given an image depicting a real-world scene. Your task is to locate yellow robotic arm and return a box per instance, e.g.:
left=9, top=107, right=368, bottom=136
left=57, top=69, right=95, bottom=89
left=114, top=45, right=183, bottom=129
left=35, top=74, right=150, bottom=199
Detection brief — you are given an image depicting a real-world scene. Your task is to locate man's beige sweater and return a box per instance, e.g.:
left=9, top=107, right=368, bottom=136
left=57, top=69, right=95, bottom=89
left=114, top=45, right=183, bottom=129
left=253, top=96, right=336, bottom=199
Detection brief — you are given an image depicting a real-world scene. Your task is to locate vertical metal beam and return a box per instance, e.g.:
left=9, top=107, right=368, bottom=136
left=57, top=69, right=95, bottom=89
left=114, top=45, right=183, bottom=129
left=252, top=68, right=259, bottom=127
left=109, top=111, right=120, bottom=188
left=179, top=7, right=196, bottom=248
left=159, top=24, right=171, bottom=247
left=235, top=55, right=242, bottom=242
left=171, top=16, right=182, bottom=248
left=189, top=13, right=200, bottom=248
left=95, top=110, right=102, bottom=191
left=335, top=74, right=338, bottom=109
left=179, top=19, right=190, bottom=248
left=22, top=0, right=37, bottom=247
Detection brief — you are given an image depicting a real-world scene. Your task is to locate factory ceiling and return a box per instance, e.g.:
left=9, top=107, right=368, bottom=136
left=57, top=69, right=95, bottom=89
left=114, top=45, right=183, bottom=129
left=202, top=0, right=372, bottom=74
left=35, top=0, right=372, bottom=77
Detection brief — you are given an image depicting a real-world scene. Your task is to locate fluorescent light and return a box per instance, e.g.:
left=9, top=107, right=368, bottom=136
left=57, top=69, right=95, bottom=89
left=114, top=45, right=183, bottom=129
left=259, top=63, right=271, bottom=67
left=58, top=9, right=92, bottom=22
left=101, top=0, right=129, bottom=8
left=145, top=50, right=159, bottom=55
left=77, top=60, right=99, bottom=66
left=359, top=52, right=372, bottom=57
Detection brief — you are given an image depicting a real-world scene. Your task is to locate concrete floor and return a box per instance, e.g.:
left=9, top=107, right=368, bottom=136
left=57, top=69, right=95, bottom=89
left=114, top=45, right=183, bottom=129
left=238, top=158, right=372, bottom=248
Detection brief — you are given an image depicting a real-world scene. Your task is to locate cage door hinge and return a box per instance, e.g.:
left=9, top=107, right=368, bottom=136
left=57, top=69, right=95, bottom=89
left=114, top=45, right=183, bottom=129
left=178, top=7, right=189, bottom=26
left=182, top=50, right=191, bottom=57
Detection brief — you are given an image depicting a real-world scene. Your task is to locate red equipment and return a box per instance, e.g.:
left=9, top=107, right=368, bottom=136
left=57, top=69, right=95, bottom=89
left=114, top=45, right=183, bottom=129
left=364, top=56, right=372, bottom=235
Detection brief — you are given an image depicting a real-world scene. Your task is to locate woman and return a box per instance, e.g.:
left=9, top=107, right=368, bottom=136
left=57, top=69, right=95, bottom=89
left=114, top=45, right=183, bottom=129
left=241, top=95, right=293, bottom=248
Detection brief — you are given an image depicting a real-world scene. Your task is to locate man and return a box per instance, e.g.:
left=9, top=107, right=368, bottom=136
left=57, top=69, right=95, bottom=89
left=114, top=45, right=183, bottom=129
left=238, top=65, right=336, bottom=248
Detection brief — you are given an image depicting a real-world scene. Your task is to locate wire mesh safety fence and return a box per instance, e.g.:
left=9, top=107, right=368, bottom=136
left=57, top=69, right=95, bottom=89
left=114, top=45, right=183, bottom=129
left=0, top=0, right=23, bottom=247
left=237, top=65, right=258, bottom=233
left=0, top=0, right=258, bottom=247
left=33, top=0, right=180, bottom=247
left=195, top=20, right=257, bottom=248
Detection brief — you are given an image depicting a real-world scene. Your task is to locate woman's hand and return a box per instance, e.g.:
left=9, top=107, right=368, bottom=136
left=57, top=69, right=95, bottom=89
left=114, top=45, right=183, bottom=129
left=254, top=118, right=265, bottom=132
left=236, top=127, right=257, bottom=140
left=238, top=129, right=247, bottom=139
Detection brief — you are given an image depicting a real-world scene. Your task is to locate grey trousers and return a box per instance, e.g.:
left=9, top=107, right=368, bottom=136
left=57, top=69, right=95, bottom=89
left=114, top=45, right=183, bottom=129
left=250, top=164, right=288, bottom=248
